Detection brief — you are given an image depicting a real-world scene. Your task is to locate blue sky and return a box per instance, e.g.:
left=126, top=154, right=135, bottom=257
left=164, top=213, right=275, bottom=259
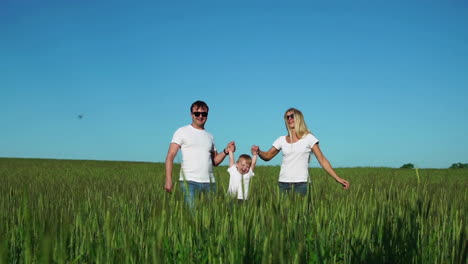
left=1, top=0, right=467, bottom=168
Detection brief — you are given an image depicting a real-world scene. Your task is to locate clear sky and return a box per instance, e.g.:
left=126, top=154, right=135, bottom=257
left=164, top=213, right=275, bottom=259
left=1, top=0, right=467, bottom=168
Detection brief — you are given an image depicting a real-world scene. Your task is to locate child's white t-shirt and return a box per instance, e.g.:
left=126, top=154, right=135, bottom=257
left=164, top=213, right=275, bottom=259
left=227, top=165, right=255, bottom=200
left=171, top=125, right=216, bottom=183
left=272, top=133, right=319, bottom=182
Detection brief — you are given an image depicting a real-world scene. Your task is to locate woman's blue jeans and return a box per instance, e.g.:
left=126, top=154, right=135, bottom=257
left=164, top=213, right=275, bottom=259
left=278, top=182, right=308, bottom=196
left=180, top=181, right=216, bottom=209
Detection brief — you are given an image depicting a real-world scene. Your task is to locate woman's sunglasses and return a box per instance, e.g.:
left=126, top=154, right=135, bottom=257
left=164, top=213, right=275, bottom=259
left=192, top=112, right=208, bottom=117
left=286, top=114, right=294, bottom=120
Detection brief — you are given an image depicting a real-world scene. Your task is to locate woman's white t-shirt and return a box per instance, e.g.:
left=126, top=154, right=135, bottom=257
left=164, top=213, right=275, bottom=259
left=171, top=125, right=216, bottom=183
left=272, top=133, right=319, bottom=183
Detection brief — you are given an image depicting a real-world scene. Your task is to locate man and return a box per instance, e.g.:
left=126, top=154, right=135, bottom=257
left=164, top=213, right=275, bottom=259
left=165, top=100, right=235, bottom=208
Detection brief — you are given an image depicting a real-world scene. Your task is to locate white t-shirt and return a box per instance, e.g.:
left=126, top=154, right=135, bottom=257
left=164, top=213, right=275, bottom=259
left=171, top=125, right=216, bottom=183
left=272, top=133, right=319, bottom=183
left=227, top=165, right=255, bottom=200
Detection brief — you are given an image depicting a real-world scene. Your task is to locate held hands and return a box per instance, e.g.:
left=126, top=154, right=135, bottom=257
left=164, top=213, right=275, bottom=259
left=226, top=141, right=236, bottom=153
left=251, top=145, right=260, bottom=155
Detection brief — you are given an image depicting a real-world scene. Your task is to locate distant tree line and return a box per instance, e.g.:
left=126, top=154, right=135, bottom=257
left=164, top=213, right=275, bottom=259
left=400, top=163, right=415, bottom=169
left=449, top=163, right=468, bottom=169
left=400, top=163, right=468, bottom=169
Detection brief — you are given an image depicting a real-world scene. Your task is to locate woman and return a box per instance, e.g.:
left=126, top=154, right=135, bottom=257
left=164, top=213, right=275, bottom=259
left=252, top=108, right=349, bottom=195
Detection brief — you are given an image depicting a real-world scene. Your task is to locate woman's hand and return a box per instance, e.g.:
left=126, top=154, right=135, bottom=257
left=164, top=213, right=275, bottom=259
left=251, top=145, right=259, bottom=155
left=336, top=177, right=350, bottom=190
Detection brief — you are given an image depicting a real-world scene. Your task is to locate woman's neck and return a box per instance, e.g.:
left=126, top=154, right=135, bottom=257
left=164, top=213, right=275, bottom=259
left=287, top=130, right=299, bottom=143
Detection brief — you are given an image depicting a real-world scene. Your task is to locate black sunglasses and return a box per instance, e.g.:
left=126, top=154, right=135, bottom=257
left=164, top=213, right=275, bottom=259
left=192, top=112, right=208, bottom=117
left=286, top=114, right=294, bottom=120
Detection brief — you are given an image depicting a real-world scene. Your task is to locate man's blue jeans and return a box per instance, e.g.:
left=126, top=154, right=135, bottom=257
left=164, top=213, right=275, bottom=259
left=180, top=181, right=216, bottom=209
left=278, top=182, right=308, bottom=196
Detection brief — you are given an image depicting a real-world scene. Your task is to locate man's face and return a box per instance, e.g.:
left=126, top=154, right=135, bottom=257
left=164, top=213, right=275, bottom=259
left=191, top=106, right=208, bottom=127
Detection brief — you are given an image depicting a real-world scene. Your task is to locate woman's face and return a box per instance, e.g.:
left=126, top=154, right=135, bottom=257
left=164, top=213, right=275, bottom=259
left=285, top=111, right=295, bottom=129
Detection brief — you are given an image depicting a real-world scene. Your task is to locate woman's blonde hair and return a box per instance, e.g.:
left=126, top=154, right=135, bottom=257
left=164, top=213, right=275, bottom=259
left=284, top=108, right=311, bottom=139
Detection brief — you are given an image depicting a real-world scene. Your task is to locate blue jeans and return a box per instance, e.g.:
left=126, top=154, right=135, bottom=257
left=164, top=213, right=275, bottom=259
left=180, top=181, right=216, bottom=209
left=278, top=182, right=308, bottom=196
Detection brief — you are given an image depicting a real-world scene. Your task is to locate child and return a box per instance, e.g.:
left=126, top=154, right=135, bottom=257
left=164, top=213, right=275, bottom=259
left=227, top=148, right=257, bottom=200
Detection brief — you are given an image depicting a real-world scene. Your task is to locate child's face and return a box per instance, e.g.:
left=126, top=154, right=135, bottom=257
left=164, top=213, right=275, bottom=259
left=236, top=159, right=251, bottom=175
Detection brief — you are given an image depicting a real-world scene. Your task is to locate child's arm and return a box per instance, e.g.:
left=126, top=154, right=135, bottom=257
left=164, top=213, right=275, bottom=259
left=251, top=153, right=258, bottom=171
left=229, top=149, right=235, bottom=167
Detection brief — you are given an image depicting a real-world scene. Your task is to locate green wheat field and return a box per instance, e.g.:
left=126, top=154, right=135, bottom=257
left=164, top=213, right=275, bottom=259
left=0, top=158, right=466, bottom=263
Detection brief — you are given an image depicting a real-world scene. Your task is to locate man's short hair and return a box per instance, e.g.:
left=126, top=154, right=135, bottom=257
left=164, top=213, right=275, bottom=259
left=191, top=100, right=209, bottom=112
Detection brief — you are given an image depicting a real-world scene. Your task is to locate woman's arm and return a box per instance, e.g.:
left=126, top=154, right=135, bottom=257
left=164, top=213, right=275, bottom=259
left=258, top=146, right=279, bottom=161
left=252, top=145, right=279, bottom=161
left=312, top=143, right=350, bottom=189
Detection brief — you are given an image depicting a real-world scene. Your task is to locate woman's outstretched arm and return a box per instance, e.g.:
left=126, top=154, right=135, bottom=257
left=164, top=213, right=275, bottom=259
left=312, top=143, right=350, bottom=189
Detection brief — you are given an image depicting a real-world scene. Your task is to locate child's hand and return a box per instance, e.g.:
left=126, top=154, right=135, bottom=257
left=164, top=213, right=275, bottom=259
left=228, top=145, right=235, bottom=152
left=227, top=141, right=236, bottom=153
left=251, top=145, right=259, bottom=155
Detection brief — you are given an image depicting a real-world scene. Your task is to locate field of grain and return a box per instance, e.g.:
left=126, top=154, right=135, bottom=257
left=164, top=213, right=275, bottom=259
left=0, top=158, right=466, bottom=263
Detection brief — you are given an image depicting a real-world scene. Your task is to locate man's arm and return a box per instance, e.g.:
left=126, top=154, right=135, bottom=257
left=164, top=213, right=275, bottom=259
left=213, top=141, right=235, bottom=166
left=165, top=143, right=180, bottom=192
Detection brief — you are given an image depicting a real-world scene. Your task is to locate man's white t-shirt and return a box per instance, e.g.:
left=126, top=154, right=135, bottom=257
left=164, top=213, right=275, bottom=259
left=227, top=165, right=255, bottom=200
left=171, top=125, right=216, bottom=183
left=272, top=133, right=319, bottom=183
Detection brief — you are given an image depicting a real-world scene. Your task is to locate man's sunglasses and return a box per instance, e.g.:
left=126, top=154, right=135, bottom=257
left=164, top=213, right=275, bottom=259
left=192, top=112, right=208, bottom=117
left=286, top=114, right=294, bottom=120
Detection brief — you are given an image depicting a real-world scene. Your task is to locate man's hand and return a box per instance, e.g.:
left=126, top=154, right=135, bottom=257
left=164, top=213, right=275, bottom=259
left=226, top=141, right=236, bottom=153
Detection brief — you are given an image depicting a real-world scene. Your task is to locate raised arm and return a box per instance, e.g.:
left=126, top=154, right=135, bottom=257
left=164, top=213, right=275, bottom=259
left=311, top=143, right=349, bottom=189
left=213, top=141, right=236, bottom=166
left=250, top=153, right=258, bottom=171
left=228, top=148, right=235, bottom=167
left=252, top=145, right=279, bottom=162
left=165, top=143, right=180, bottom=193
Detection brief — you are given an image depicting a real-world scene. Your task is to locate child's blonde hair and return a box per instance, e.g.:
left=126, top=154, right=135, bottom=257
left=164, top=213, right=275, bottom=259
left=237, top=154, right=252, bottom=165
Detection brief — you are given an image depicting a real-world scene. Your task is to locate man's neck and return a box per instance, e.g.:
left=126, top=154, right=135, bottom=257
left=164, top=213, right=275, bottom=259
left=191, top=123, right=205, bottom=130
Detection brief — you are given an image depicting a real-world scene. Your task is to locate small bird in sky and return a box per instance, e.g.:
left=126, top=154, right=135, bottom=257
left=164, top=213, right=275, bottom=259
left=77, top=114, right=84, bottom=120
